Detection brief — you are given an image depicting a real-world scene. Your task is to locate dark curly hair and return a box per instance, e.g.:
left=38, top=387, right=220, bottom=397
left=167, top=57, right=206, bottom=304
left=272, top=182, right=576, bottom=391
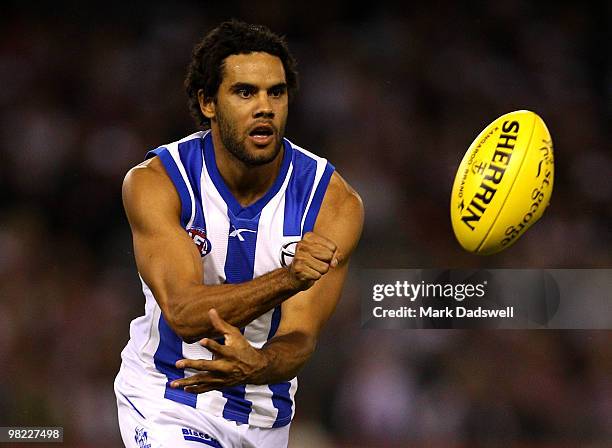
left=185, top=20, right=299, bottom=129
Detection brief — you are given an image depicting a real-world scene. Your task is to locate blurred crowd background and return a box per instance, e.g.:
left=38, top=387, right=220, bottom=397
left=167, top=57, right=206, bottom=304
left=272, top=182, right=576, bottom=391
left=1, top=1, right=610, bottom=446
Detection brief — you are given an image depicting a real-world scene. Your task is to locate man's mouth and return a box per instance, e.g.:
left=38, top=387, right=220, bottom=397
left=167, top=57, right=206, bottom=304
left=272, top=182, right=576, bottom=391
left=248, top=125, right=274, bottom=146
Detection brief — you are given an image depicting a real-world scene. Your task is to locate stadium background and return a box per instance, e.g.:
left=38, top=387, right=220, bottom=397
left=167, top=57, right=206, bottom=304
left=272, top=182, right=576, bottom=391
left=1, top=1, right=610, bottom=446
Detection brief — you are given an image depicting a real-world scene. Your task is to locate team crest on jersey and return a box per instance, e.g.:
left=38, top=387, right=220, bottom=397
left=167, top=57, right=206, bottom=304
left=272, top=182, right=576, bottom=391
left=187, top=227, right=212, bottom=257
left=280, top=241, right=299, bottom=267
left=134, top=426, right=151, bottom=448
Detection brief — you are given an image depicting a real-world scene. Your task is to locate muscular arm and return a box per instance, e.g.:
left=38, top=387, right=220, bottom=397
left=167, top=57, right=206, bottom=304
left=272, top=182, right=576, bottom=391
left=172, top=171, right=364, bottom=391
left=123, top=157, right=335, bottom=342
left=252, top=172, right=363, bottom=383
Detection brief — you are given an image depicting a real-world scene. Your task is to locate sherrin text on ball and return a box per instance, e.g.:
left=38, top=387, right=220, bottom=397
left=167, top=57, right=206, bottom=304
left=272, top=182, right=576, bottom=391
left=450, top=110, right=554, bottom=254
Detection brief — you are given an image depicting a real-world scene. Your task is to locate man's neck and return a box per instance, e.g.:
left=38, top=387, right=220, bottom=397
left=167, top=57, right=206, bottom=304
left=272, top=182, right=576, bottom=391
left=210, top=129, right=283, bottom=208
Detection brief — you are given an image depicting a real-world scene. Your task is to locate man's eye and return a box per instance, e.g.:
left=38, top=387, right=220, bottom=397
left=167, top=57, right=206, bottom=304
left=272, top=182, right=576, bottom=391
left=270, top=88, right=285, bottom=98
left=238, top=89, right=251, bottom=98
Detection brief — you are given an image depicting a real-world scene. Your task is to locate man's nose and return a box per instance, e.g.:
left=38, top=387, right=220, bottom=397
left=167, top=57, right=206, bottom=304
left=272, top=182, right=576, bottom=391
left=253, top=92, right=274, bottom=119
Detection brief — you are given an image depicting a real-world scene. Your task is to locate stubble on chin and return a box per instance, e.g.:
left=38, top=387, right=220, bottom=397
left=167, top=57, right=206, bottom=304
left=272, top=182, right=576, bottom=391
left=217, top=111, right=284, bottom=167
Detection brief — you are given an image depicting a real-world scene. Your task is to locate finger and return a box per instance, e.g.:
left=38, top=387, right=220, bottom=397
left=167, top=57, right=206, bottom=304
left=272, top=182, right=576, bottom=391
left=185, top=385, right=216, bottom=394
left=293, top=263, right=323, bottom=281
left=170, top=369, right=229, bottom=389
left=331, top=249, right=343, bottom=267
left=185, top=378, right=234, bottom=394
left=308, top=257, right=332, bottom=275
left=295, top=255, right=331, bottom=275
left=171, top=372, right=216, bottom=389
left=208, top=308, right=237, bottom=335
left=302, top=244, right=335, bottom=262
left=303, top=232, right=337, bottom=252
left=175, top=358, right=227, bottom=372
left=199, top=337, right=229, bottom=356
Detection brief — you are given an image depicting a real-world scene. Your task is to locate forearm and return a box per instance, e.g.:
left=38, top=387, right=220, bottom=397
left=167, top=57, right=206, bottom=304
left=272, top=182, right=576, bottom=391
left=168, top=267, right=298, bottom=341
left=250, top=332, right=316, bottom=385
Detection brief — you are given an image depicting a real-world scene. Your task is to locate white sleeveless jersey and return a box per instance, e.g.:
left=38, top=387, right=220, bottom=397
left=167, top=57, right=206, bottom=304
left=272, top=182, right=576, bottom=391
left=115, top=131, right=334, bottom=429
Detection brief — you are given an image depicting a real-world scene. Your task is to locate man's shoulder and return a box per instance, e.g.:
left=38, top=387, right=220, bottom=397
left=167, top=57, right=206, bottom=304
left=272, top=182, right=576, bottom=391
left=124, top=130, right=207, bottom=188
left=122, top=156, right=178, bottom=217
left=312, top=170, right=363, bottom=259
left=124, top=156, right=167, bottom=189
left=324, top=171, right=363, bottom=219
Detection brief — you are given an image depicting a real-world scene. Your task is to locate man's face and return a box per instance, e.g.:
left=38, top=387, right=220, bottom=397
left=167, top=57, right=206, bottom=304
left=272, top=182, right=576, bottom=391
left=205, top=52, right=289, bottom=166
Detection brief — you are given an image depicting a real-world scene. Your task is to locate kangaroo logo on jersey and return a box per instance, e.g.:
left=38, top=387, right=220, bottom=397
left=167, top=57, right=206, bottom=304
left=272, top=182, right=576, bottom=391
left=229, top=225, right=257, bottom=242
left=187, top=227, right=212, bottom=257
left=134, top=426, right=151, bottom=448
left=280, top=241, right=299, bottom=267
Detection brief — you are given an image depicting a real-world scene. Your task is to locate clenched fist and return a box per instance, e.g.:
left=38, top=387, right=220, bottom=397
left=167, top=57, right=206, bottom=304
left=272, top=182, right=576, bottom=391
left=287, top=232, right=340, bottom=291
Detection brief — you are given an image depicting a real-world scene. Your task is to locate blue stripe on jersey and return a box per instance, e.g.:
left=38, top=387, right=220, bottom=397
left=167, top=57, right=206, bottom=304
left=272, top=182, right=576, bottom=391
left=266, top=304, right=293, bottom=427
left=269, top=382, right=293, bottom=427
left=153, top=316, right=197, bottom=408
left=203, top=132, right=293, bottom=220
left=283, top=150, right=317, bottom=236
left=146, top=147, right=192, bottom=227
left=303, top=162, right=335, bottom=233
left=221, top=216, right=260, bottom=423
left=178, top=139, right=206, bottom=229
left=267, top=306, right=282, bottom=340
left=224, top=218, right=259, bottom=283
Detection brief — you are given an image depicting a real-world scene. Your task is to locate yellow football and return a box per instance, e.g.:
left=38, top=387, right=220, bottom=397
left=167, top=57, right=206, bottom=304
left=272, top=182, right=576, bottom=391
left=450, top=110, right=554, bottom=255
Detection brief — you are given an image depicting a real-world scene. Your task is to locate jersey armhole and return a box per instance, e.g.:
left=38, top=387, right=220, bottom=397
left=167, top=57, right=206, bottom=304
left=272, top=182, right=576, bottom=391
left=302, top=162, right=335, bottom=233
left=146, top=147, right=192, bottom=228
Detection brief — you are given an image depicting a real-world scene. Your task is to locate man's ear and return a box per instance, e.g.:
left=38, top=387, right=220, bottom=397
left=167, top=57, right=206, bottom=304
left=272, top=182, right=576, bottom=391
left=198, top=89, right=215, bottom=119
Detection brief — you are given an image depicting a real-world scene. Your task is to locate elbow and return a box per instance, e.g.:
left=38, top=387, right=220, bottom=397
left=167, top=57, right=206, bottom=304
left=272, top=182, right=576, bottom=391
left=163, top=302, right=216, bottom=343
left=288, top=336, right=317, bottom=380
left=175, top=328, right=204, bottom=345
left=164, top=313, right=199, bottom=343
left=292, top=332, right=317, bottom=366
left=303, top=335, right=317, bottom=359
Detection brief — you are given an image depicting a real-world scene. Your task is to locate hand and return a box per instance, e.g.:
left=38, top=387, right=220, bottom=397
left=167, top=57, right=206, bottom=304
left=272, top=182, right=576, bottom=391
left=170, top=309, right=267, bottom=394
left=288, top=232, right=340, bottom=291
